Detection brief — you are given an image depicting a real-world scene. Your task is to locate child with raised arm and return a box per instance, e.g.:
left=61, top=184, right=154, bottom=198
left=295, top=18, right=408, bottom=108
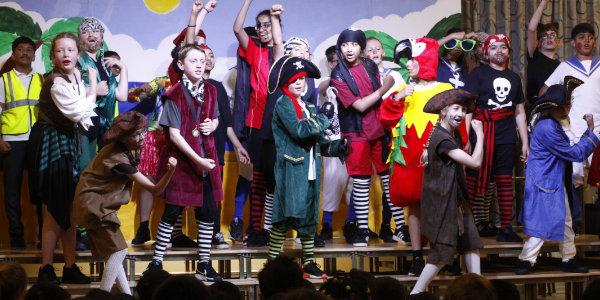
left=409, top=89, right=484, bottom=296
left=516, top=82, right=598, bottom=275
left=73, top=111, right=177, bottom=294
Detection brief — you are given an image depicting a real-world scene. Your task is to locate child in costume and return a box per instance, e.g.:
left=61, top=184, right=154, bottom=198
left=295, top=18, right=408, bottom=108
left=409, top=89, right=484, bottom=296
left=329, top=28, right=399, bottom=247
left=516, top=82, right=598, bottom=275
left=145, top=44, right=223, bottom=282
left=73, top=111, right=177, bottom=293
left=267, top=55, right=347, bottom=278
left=378, top=37, right=453, bottom=275
left=29, top=32, right=96, bottom=284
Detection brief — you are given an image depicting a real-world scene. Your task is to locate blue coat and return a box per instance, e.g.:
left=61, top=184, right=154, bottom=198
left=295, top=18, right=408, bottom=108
left=520, top=118, right=599, bottom=241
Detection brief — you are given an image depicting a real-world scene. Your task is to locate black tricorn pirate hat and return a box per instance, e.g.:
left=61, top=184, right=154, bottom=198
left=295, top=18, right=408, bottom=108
left=268, top=55, right=321, bottom=94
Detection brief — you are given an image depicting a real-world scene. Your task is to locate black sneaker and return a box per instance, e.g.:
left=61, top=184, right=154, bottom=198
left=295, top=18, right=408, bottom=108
left=314, top=233, right=326, bottom=248
left=144, top=260, right=163, bottom=274
left=62, top=264, right=91, bottom=284
left=353, top=228, right=369, bottom=247
left=246, top=229, right=269, bottom=247
left=379, top=223, right=395, bottom=243
left=343, top=220, right=358, bottom=244
left=368, top=228, right=379, bottom=239
left=195, top=261, right=223, bottom=281
left=171, top=234, right=198, bottom=248
left=37, top=264, right=59, bottom=284
left=561, top=259, right=588, bottom=273
left=496, top=227, right=523, bottom=242
left=302, top=261, right=327, bottom=279
left=229, top=218, right=244, bottom=242
left=212, top=232, right=230, bottom=249
left=476, top=221, right=497, bottom=237
left=408, top=257, right=425, bottom=276
left=515, top=260, right=532, bottom=275
left=76, top=229, right=90, bottom=251
left=132, top=226, right=151, bottom=245
left=393, top=225, right=411, bottom=244
left=318, top=223, right=333, bottom=240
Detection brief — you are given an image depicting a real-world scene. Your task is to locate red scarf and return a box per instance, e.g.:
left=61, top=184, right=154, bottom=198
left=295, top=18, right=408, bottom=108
left=281, top=71, right=307, bottom=119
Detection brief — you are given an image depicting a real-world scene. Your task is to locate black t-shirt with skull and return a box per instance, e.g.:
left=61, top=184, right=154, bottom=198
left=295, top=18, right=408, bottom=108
left=463, top=64, right=524, bottom=144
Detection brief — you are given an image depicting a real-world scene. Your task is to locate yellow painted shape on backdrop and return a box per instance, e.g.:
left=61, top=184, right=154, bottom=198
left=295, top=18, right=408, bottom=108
left=143, top=0, right=180, bottom=14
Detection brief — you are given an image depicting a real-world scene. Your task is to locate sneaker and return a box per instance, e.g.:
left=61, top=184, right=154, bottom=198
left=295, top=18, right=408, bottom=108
left=37, top=264, right=59, bottom=284
left=561, top=259, right=588, bottom=273
left=496, top=227, right=523, bottom=242
left=195, top=261, right=223, bottom=281
left=302, top=261, right=328, bottom=279
left=144, top=260, right=163, bottom=274
left=476, top=221, right=497, bottom=237
left=229, top=218, right=244, bottom=242
left=353, top=228, right=369, bottom=247
left=393, top=225, right=411, bottom=244
left=368, top=228, right=379, bottom=239
left=343, top=220, right=358, bottom=244
left=314, top=233, right=326, bottom=248
left=171, top=234, right=198, bottom=248
left=61, top=264, right=91, bottom=284
left=515, top=260, right=532, bottom=275
left=318, top=223, right=333, bottom=240
left=132, top=226, right=151, bottom=245
left=212, top=232, right=231, bottom=249
left=246, top=229, right=270, bottom=247
left=75, top=229, right=90, bottom=251
left=408, top=257, right=425, bottom=276
left=379, top=223, right=395, bottom=243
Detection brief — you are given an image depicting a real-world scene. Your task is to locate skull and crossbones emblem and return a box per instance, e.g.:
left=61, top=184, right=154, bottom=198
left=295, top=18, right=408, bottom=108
left=487, top=77, right=512, bottom=109
left=293, top=61, right=304, bottom=70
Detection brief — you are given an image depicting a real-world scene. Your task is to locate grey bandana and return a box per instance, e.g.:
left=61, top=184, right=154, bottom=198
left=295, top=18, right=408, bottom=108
left=78, top=17, right=105, bottom=35
left=283, top=37, right=310, bottom=55
left=182, top=75, right=205, bottom=103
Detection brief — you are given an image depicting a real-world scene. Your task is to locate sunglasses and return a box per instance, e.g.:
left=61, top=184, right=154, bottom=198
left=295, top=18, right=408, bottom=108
left=444, top=39, right=476, bottom=51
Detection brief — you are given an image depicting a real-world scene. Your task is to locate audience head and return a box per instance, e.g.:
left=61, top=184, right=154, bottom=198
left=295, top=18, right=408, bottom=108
left=444, top=273, right=497, bottom=300
left=279, top=288, right=330, bottom=300
left=409, top=291, right=438, bottom=300
left=0, top=262, right=27, bottom=300
left=490, top=280, right=520, bottom=300
left=24, top=282, right=71, bottom=300
left=208, top=280, right=242, bottom=300
left=85, top=288, right=111, bottom=300
left=258, top=255, right=306, bottom=299
left=318, top=269, right=373, bottom=300
left=369, top=277, right=407, bottom=300
left=583, top=278, right=600, bottom=300
left=137, top=269, right=172, bottom=300
left=152, top=275, right=208, bottom=300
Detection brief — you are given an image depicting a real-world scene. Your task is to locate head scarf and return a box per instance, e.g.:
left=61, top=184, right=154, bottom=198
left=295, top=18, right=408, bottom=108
left=283, top=37, right=310, bottom=55
left=78, top=17, right=109, bottom=76
left=335, top=28, right=378, bottom=96
left=483, top=34, right=512, bottom=56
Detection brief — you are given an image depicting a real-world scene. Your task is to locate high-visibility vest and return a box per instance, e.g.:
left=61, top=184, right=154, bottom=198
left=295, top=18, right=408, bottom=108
left=2, top=70, right=41, bottom=135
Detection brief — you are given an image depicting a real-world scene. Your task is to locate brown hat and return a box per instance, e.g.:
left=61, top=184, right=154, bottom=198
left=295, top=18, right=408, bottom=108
left=100, top=111, right=147, bottom=147
left=423, top=89, right=477, bottom=114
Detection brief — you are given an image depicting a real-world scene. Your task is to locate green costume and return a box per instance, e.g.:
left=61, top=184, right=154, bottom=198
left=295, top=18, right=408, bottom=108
left=271, top=94, right=341, bottom=235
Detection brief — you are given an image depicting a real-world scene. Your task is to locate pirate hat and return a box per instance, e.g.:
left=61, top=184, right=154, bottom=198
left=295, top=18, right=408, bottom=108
left=529, top=76, right=583, bottom=118
left=268, top=55, right=320, bottom=94
left=423, top=89, right=477, bottom=114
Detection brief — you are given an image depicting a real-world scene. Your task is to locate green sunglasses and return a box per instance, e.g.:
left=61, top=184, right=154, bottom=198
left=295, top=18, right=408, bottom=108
left=444, top=39, right=477, bottom=51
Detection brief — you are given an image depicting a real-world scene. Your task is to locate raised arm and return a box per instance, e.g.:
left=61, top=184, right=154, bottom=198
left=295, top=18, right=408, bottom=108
left=527, top=0, right=550, bottom=58
left=437, top=31, right=465, bottom=47
left=104, top=57, right=129, bottom=102
left=270, top=4, right=284, bottom=60
left=233, top=0, right=253, bottom=52
left=185, top=0, right=217, bottom=45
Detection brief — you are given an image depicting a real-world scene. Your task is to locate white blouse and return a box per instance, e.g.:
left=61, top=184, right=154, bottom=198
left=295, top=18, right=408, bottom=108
left=50, top=79, right=97, bottom=130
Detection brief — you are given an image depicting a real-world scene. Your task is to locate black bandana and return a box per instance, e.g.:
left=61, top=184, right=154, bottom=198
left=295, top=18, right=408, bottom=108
left=335, top=29, right=379, bottom=96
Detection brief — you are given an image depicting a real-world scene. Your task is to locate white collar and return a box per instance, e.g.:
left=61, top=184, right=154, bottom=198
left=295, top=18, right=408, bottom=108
left=13, top=68, right=35, bottom=77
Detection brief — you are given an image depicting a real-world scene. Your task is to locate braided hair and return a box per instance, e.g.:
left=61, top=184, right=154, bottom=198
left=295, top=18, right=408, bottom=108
left=419, top=111, right=445, bottom=167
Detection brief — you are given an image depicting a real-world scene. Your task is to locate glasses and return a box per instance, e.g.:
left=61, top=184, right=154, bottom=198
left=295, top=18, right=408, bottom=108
left=255, top=22, right=271, bottom=30
left=542, top=33, right=557, bottom=40
left=444, top=39, right=476, bottom=51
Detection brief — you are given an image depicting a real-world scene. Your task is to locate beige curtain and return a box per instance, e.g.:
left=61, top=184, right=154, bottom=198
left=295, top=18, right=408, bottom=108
left=462, top=0, right=600, bottom=78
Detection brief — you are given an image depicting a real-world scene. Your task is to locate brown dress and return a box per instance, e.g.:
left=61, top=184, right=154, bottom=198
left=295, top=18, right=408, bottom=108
left=73, top=142, right=138, bottom=258
left=421, top=125, right=482, bottom=265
